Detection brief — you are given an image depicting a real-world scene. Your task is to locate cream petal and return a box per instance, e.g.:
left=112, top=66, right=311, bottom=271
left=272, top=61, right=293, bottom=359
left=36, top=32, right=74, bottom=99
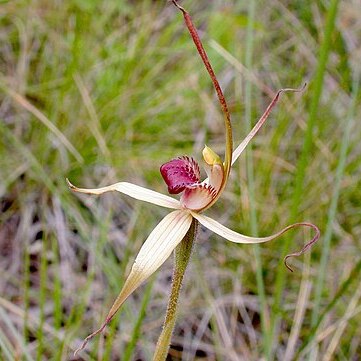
left=193, top=212, right=319, bottom=271
left=191, top=212, right=315, bottom=245
left=74, top=210, right=193, bottom=355
left=232, top=86, right=305, bottom=165
left=192, top=212, right=272, bottom=243
left=66, top=179, right=181, bottom=209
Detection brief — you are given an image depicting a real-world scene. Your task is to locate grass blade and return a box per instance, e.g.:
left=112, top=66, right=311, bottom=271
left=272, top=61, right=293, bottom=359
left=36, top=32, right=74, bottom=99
left=271, top=0, right=340, bottom=351
left=243, top=0, right=270, bottom=357
left=311, top=76, right=359, bottom=323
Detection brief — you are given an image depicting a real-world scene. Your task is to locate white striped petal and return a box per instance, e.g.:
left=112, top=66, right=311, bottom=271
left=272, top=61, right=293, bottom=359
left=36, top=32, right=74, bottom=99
left=66, top=179, right=181, bottom=209
left=106, top=209, right=192, bottom=318
left=192, top=212, right=298, bottom=244
left=74, top=210, right=192, bottom=355
left=232, top=88, right=297, bottom=165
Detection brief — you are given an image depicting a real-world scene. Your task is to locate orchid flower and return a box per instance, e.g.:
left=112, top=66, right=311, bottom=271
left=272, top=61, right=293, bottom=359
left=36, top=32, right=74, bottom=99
left=69, top=1, right=319, bottom=355
left=67, top=87, right=318, bottom=353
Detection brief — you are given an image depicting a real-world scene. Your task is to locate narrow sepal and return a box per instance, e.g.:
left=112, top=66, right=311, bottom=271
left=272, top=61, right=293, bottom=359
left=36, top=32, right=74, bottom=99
left=74, top=210, right=192, bottom=355
left=66, top=179, right=181, bottom=209
left=192, top=212, right=319, bottom=271
left=232, top=84, right=307, bottom=165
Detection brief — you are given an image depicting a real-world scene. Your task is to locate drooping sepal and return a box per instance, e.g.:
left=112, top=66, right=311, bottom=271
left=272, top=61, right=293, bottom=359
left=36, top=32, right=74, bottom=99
left=66, top=179, right=181, bottom=209
left=160, top=156, right=200, bottom=194
left=191, top=212, right=320, bottom=272
left=73, top=210, right=193, bottom=356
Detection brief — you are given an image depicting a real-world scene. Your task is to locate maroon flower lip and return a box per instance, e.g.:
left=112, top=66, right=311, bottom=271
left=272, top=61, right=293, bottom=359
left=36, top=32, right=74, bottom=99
left=160, top=156, right=200, bottom=194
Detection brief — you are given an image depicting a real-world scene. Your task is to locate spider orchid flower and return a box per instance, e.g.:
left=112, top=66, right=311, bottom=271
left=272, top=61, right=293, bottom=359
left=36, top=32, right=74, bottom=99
left=67, top=86, right=319, bottom=355
left=69, top=1, right=319, bottom=355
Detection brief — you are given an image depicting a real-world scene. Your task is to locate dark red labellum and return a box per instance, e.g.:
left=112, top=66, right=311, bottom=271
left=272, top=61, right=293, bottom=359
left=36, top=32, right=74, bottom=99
left=160, top=156, right=200, bottom=194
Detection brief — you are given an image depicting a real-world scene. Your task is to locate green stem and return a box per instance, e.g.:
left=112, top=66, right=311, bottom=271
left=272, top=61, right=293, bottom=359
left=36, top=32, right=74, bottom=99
left=152, top=219, right=198, bottom=361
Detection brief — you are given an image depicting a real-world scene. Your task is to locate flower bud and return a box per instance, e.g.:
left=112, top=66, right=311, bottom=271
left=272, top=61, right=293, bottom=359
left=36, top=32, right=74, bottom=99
left=202, top=145, right=222, bottom=165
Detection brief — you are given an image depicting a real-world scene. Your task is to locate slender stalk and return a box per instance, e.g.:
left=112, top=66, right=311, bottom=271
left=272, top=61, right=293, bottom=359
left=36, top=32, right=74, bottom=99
left=244, top=0, right=270, bottom=358
left=23, top=237, right=31, bottom=352
left=37, top=235, right=47, bottom=361
left=172, top=1, right=233, bottom=209
left=152, top=219, right=198, bottom=361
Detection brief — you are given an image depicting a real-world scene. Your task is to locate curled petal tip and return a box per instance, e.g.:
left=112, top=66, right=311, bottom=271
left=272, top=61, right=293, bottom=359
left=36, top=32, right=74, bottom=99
left=73, top=322, right=108, bottom=356
left=279, top=82, right=307, bottom=95
left=283, top=223, right=320, bottom=272
left=66, top=178, right=77, bottom=191
left=171, top=0, right=185, bottom=12
left=284, top=256, right=295, bottom=273
left=74, top=337, right=89, bottom=356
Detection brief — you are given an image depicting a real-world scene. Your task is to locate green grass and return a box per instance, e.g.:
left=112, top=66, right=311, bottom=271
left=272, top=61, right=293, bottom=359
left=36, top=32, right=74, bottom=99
left=243, top=0, right=270, bottom=358
left=272, top=0, right=341, bottom=356
left=1, top=0, right=361, bottom=360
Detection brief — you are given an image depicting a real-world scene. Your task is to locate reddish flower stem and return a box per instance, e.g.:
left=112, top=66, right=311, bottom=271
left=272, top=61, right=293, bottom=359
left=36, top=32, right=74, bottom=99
left=172, top=0, right=233, bottom=180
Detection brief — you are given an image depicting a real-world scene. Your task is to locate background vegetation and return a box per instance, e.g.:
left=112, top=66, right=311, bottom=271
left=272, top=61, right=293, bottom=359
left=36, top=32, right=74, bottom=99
left=1, top=0, right=360, bottom=360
